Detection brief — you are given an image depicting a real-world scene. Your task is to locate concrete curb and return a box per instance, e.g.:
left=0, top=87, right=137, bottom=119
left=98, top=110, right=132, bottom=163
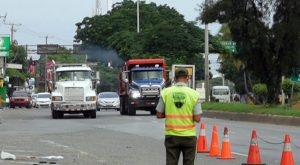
left=203, top=110, right=300, bottom=126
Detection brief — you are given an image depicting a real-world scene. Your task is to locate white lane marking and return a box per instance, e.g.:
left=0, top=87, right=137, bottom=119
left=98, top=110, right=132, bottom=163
left=232, top=152, right=248, bottom=157
left=40, top=139, right=106, bottom=163
left=3, top=149, right=35, bottom=153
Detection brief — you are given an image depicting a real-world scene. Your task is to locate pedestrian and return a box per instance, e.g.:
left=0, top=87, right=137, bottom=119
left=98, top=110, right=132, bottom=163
left=156, top=68, right=202, bottom=165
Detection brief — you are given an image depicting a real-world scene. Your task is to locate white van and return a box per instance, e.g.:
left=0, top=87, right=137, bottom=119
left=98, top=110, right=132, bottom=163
left=211, top=86, right=231, bottom=103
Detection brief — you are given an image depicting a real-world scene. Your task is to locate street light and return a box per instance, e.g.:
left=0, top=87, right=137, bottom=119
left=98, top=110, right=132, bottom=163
left=204, top=0, right=210, bottom=102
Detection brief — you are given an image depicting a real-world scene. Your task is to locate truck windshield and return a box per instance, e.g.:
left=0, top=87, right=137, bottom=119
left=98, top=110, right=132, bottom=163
left=212, top=89, right=229, bottom=95
left=57, top=71, right=91, bottom=81
left=132, top=71, right=163, bottom=82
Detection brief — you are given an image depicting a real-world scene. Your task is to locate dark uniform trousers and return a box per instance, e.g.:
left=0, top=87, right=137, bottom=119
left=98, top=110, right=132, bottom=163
left=165, top=136, right=197, bottom=165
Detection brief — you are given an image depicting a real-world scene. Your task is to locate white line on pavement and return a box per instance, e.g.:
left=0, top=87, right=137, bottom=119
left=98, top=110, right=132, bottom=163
left=232, top=152, right=248, bottom=157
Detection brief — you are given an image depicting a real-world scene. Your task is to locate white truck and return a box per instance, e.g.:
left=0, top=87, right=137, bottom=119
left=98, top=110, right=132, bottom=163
left=211, top=86, right=231, bottom=103
left=50, top=64, right=98, bottom=119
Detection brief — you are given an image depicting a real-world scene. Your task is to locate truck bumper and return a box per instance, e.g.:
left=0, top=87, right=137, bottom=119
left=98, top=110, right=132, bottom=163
left=129, top=97, right=159, bottom=110
left=52, top=102, right=96, bottom=112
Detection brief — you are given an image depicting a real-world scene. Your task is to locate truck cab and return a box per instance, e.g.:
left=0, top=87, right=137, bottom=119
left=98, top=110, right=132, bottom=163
left=119, top=59, right=166, bottom=115
left=50, top=64, right=98, bottom=119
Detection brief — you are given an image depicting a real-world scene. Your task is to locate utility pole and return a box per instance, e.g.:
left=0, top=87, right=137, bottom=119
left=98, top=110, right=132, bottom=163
left=95, top=0, right=101, bottom=15
left=107, top=0, right=112, bottom=12
left=137, top=0, right=140, bottom=33
left=40, top=35, right=53, bottom=92
left=204, top=0, right=210, bottom=102
left=0, top=13, right=7, bottom=23
left=4, top=22, right=21, bottom=44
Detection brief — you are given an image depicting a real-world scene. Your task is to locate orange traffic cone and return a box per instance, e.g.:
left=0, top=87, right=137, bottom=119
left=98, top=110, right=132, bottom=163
left=207, top=125, right=220, bottom=157
left=217, top=127, right=235, bottom=159
left=197, top=123, right=209, bottom=153
left=280, top=134, right=294, bottom=165
left=242, top=130, right=266, bottom=165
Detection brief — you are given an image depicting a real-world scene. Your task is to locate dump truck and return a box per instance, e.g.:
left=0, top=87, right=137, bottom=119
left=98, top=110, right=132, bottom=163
left=119, top=59, right=167, bottom=115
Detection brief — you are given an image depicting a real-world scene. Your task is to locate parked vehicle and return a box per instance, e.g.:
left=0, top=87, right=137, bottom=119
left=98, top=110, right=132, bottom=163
left=50, top=64, right=99, bottom=119
left=97, top=92, right=120, bottom=111
left=10, top=91, right=32, bottom=108
left=31, top=94, right=37, bottom=107
left=211, top=86, right=231, bottom=103
left=36, top=92, right=51, bottom=108
left=119, top=58, right=167, bottom=115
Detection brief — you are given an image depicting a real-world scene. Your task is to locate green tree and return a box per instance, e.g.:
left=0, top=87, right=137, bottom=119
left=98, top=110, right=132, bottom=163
left=200, top=0, right=300, bottom=103
left=75, top=0, right=223, bottom=80
left=7, top=44, right=29, bottom=83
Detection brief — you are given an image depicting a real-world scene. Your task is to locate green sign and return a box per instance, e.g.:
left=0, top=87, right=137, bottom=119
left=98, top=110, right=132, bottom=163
left=0, top=51, right=9, bottom=57
left=221, top=41, right=236, bottom=53
left=291, top=73, right=300, bottom=82
left=0, top=36, right=10, bottom=51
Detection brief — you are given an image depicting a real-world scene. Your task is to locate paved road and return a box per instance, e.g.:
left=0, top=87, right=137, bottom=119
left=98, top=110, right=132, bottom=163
left=0, top=108, right=299, bottom=165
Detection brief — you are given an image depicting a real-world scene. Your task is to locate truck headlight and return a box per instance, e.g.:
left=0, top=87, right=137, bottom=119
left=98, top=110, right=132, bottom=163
left=86, top=96, right=96, bottom=101
left=52, top=96, right=63, bottom=101
left=131, top=91, right=141, bottom=99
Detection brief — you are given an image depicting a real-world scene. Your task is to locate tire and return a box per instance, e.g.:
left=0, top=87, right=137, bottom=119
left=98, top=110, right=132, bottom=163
left=10, top=104, right=15, bottom=108
left=83, top=111, right=90, bottom=118
left=57, top=112, right=64, bottom=119
left=120, top=96, right=127, bottom=115
left=96, top=104, right=101, bottom=111
left=150, top=109, right=156, bottom=115
left=127, top=103, right=136, bottom=116
left=52, top=110, right=58, bottom=119
left=90, top=110, right=97, bottom=119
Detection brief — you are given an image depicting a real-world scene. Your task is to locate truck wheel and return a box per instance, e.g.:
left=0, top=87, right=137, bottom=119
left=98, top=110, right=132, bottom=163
left=90, top=110, right=97, bottom=119
left=83, top=111, right=90, bottom=118
left=57, top=112, right=64, bottom=119
left=128, top=104, right=136, bottom=116
left=52, top=110, right=58, bottom=119
left=150, top=109, right=156, bottom=115
left=120, top=97, right=127, bottom=115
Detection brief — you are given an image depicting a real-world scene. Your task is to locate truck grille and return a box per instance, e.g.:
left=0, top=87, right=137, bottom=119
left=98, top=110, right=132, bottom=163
left=141, top=87, right=160, bottom=96
left=64, top=87, right=84, bottom=101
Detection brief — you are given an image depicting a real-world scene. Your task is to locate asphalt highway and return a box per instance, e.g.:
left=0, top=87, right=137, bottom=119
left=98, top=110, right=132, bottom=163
left=0, top=108, right=298, bottom=165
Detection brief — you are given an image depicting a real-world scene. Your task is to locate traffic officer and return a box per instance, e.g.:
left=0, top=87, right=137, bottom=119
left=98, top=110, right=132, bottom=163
left=156, top=68, right=202, bottom=165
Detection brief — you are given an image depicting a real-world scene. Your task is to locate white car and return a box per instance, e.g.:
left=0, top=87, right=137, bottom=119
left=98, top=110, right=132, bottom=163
left=97, top=92, right=120, bottom=111
left=35, top=92, right=51, bottom=108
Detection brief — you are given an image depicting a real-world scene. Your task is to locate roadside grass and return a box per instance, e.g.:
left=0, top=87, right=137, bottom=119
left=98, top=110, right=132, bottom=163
left=202, top=102, right=300, bottom=117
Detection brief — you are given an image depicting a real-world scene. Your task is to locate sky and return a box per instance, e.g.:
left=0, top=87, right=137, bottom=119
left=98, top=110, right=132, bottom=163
left=0, top=0, right=221, bottom=45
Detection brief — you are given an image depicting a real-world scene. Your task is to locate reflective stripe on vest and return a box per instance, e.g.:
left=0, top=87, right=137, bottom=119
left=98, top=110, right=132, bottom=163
left=165, top=124, right=196, bottom=130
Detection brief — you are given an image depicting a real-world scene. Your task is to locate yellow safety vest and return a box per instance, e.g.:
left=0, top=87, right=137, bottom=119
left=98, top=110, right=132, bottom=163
left=161, top=85, right=199, bottom=136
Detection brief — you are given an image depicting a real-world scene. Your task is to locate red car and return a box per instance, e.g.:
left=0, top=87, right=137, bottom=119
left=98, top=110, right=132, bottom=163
left=10, top=91, right=32, bottom=108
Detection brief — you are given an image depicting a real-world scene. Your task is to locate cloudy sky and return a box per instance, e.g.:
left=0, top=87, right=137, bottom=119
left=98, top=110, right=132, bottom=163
left=0, top=0, right=221, bottom=45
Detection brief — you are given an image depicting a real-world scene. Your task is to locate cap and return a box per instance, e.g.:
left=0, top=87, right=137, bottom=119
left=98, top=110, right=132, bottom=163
left=175, top=68, right=188, bottom=77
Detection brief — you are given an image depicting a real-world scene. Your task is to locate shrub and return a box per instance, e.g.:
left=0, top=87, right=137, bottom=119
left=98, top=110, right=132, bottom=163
left=253, top=83, right=268, bottom=104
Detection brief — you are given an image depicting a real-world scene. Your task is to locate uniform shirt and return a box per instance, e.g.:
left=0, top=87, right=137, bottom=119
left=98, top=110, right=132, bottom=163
left=156, top=82, right=202, bottom=115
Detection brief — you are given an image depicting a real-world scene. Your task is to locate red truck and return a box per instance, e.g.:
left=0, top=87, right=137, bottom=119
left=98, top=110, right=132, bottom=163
left=119, top=58, right=167, bottom=115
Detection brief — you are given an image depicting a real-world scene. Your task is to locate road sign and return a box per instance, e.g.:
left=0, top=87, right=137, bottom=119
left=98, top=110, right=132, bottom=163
left=37, top=44, right=59, bottom=54
left=6, top=63, right=22, bottom=69
left=0, top=36, right=10, bottom=51
left=291, top=74, right=300, bottom=82
left=0, top=51, right=9, bottom=57
left=221, top=41, right=236, bottom=53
